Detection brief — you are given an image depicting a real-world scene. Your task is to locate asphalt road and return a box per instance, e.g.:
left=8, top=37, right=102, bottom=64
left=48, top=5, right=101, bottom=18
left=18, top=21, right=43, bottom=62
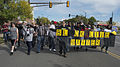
left=0, top=40, right=120, bottom=67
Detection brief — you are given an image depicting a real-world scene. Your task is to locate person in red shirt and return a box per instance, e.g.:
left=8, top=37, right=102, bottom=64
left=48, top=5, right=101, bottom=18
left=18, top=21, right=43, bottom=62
left=2, top=22, right=9, bottom=42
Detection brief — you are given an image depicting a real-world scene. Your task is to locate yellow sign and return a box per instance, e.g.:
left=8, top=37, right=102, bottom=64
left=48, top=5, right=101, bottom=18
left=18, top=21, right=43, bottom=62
left=74, top=30, right=79, bottom=37
left=89, top=31, right=94, bottom=38
left=86, top=39, right=90, bottom=46
left=96, top=39, right=100, bottom=46
left=91, top=40, right=95, bottom=46
left=81, top=40, right=85, bottom=46
left=71, top=39, right=75, bottom=46
left=105, top=32, right=110, bottom=38
left=80, top=31, right=84, bottom=37
left=56, top=29, right=110, bottom=38
left=95, top=32, right=99, bottom=38
left=76, top=39, right=80, bottom=46
left=63, top=29, right=68, bottom=36
left=100, top=32, right=104, bottom=38
left=56, top=29, right=62, bottom=36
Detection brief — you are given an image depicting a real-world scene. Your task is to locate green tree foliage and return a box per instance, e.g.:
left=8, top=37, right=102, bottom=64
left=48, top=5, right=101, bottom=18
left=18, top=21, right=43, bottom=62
left=36, top=17, right=50, bottom=25
left=88, top=16, right=96, bottom=25
left=64, top=15, right=88, bottom=25
left=0, top=0, right=33, bottom=24
left=17, top=0, right=33, bottom=20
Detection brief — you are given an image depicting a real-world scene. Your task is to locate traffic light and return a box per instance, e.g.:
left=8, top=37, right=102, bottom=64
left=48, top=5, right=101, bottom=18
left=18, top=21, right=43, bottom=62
left=49, top=1, right=52, bottom=8
left=66, top=1, right=70, bottom=7
left=69, top=14, right=71, bottom=17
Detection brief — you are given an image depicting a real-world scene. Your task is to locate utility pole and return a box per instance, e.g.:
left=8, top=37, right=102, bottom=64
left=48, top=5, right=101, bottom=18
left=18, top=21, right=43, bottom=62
left=109, top=12, right=113, bottom=24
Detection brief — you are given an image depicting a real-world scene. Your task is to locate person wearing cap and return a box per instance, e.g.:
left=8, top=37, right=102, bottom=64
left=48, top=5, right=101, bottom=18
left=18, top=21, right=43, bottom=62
left=48, top=21, right=57, bottom=52
left=24, top=24, right=34, bottom=55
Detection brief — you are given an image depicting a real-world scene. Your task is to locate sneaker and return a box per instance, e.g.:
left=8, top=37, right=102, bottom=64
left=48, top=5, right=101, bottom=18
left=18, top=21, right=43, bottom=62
left=53, top=49, right=56, bottom=52
left=36, top=51, right=40, bottom=53
left=63, top=54, right=67, bottom=57
left=27, top=53, right=30, bottom=55
left=10, top=52, right=13, bottom=56
left=49, top=49, right=52, bottom=51
left=85, top=48, right=88, bottom=52
left=58, top=51, right=62, bottom=56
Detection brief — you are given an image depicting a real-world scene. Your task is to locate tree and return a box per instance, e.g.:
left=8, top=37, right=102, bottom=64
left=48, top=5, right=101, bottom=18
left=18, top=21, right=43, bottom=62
left=64, top=15, right=88, bottom=25
left=88, top=16, right=96, bottom=25
left=36, top=17, right=50, bottom=25
left=17, top=0, right=33, bottom=20
left=0, top=0, right=33, bottom=24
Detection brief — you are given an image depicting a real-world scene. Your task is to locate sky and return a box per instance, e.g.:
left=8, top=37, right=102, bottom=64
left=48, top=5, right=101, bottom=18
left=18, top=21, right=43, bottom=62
left=30, top=0, right=120, bottom=22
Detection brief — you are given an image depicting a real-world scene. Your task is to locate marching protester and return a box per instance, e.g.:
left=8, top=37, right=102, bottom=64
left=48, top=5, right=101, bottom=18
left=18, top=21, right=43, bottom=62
left=16, top=21, right=23, bottom=47
left=32, top=24, right=38, bottom=48
left=74, top=22, right=81, bottom=50
left=2, top=21, right=9, bottom=42
left=37, top=22, right=45, bottom=53
left=101, top=24, right=112, bottom=53
left=49, top=22, right=57, bottom=52
left=10, top=22, right=19, bottom=55
left=58, top=21, right=68, bottom=57
left=24, top=24, right=34, bottom=55
left=66, top=22, right=72, bottom=52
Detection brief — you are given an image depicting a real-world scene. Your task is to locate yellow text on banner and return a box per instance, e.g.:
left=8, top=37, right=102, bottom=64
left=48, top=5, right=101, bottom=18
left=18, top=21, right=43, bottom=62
left=95, top=32, right=99, bottom=38
left=70, top=39, right=75, bottom=46
left=96, top=39, right=101, bottom=46
left=91, top=40, right=95, bottom=46
left=80, top=31, right=85, bottom=37
left=74, top=30, right=79, bottom=37
left=105, top=32, right=110, bottom=38
left=63, top=29, right=68, bottom=36
left=56, top=29, right=62, bottom=36
left=100, top=32, right=104, bottom=38
left=86, top=39, right=90, bottom=46
left=89, top=31, right=94, bottom=38
left=81, top=40, right=85, bottom=46
left=76, top=39, right=80, bottom=46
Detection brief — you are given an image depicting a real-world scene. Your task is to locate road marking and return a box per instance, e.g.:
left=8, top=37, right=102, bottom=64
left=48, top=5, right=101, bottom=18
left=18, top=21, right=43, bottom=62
left=97, top=47, right=120, bottom=60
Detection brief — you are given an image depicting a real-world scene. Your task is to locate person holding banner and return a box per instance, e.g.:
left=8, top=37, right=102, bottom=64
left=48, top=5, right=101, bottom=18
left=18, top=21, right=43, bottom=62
left=58, top=21, right=68, bottom=57
left=10, top=22, right=19, bottom=56
left=74, top=22, right=81, bottom=50
left=101, top=24, right=112, bottom=53
left=66, top=22, right=72, bottom=52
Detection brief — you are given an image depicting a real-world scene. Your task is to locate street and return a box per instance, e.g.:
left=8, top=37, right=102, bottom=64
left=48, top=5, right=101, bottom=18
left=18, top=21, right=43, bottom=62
left=0, top=36, right=120, bottom=67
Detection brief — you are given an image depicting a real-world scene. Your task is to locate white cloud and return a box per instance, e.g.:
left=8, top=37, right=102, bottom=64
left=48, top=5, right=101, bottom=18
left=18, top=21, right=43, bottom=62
left=33, top=0, right=120, bottom=21
left=77, top=0, right=120, bottom=14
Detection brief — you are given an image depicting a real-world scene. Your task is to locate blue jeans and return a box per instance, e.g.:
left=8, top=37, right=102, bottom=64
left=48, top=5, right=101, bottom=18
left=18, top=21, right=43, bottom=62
left=3, top=32, right=8, bottom=41
left=37, top=36, right=44, bottom=52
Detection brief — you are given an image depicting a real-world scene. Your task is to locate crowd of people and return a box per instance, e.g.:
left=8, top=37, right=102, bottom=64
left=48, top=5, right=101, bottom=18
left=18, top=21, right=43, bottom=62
left=1, top=20, right=115, bottom=57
